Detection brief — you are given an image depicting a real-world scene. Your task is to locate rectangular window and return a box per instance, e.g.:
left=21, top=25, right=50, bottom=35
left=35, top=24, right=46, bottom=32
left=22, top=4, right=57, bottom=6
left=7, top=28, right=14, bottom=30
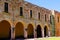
left=6, top=0, right=8, bottom=1
left=38, top=13, right=40, bottom=20
left=30, top=10, right=32, bottom=18
left=58, top=17, right=59, bottom=22
left=4, top=3, right=8, bottom=13
left=50, top=16, right=52, bottom=24
left=45, top=14, right=46, bottom=21
left=20, top=7, right=23, bottom=16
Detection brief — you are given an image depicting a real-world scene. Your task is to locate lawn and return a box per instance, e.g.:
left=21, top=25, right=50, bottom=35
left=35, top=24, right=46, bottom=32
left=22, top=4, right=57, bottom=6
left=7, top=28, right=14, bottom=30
left=36, top=37, right=60, bottom=40
left=25, top=37, right=60, bottom=40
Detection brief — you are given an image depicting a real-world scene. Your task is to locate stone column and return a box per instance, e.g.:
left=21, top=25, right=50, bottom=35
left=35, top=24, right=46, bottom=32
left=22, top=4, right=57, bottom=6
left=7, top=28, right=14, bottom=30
left=24, top=27, right=27, bottom=39
left=11, top=26, right=15, bottom=40
left=34, top=27, right=37, bottom=38
left=42, top=28, right=44, bottom=37
left=48, top=30, right=50, bottom=37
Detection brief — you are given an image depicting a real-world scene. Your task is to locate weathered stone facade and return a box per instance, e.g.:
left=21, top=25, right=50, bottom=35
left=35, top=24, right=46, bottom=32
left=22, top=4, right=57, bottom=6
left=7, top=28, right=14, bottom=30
left=0, top=0, right=60, bottom=39
left=54, top=10, right=60, bottom=36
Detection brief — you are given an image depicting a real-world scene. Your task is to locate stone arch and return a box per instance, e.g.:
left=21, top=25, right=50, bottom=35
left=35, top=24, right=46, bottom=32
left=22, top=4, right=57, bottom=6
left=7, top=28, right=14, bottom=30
left=44, top=26, right=49, bottom=37
left=15, top=22, right=24, bottom=39
left=36, top=25, right=42, bottom=38
left=27, top=24, right=34, bottom=38
left=0, top=20, right=11, bottom=39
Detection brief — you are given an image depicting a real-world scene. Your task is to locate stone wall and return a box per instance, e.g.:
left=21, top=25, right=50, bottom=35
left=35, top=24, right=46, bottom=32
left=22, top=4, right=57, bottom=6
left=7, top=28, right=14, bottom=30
left=0, top=0, right=56, bottom=39
left=54, top=10, right=60, bottom=36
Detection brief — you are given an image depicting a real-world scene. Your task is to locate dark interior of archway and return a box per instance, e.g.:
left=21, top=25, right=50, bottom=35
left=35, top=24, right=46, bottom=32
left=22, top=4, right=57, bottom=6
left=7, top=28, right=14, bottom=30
left=0, top=20, right=11, bottom=40
left=44, top=26, right=48, bottom=37
left=27, top=24, right=34, bottom=38
left=37, top=25, right=42, bottom=38
left=15, top=22, right=24, bottom=39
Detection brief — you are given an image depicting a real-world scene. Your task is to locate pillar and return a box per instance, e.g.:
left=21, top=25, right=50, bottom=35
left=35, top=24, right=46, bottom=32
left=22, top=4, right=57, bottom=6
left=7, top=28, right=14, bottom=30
left=11, top=26, right=15, bottom=40
left=42, top=28, right=44, bottom=37
left=48, top=30, right=50, bottom=37
left=24, top=27, right=27, bottom=39
left=34, top=27, right=37, bottom=38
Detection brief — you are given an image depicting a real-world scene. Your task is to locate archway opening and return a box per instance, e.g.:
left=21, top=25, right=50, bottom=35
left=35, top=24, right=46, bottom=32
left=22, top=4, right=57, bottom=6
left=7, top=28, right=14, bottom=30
left=27, top=24, right=34, bottom=38
left=15, top=22, right=24, bottom=39
left=0, top=20, right=11, bottom=39
left=44, top=26, right=48, bottom=37
left=37, top=25, right=42, bottom=38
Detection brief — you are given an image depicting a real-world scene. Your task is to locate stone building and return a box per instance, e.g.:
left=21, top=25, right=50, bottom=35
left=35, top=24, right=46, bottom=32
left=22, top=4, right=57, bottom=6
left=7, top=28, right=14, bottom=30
left=54, top=10, right=60, bottom=36
left=0, top=0, right=59, bottom=39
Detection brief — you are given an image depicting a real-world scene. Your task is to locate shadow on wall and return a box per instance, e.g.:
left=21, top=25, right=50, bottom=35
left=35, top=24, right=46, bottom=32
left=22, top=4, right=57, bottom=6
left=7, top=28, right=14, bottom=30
left=0, top=20, right=11, bottom=40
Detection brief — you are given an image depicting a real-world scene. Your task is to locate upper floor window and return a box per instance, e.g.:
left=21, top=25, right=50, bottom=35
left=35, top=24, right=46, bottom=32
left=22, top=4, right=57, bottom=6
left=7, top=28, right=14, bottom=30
left=45, top=14, right=47, bottom=22
left=4, top=2, right=8, bottom=13
left=38, top=13, right=40, bottom=20
left=6, top=0, right=8, bottom=1
left=58, top=17, right=59, bottom=22
left=30, top=10, right=32, bottom=18
left=20, top=7, right=23, bottom=16
left=50, top=16, right=52, bottom=24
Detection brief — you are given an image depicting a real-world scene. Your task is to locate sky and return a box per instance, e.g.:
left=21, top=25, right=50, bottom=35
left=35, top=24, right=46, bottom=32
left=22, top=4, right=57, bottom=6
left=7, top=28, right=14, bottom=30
left=25, top=0, right=60, bottom=11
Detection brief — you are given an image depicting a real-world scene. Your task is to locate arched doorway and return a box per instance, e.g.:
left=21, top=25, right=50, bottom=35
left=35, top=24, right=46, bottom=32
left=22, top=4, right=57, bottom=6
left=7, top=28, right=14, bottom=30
left=0, top=20, right=11, bottom=39
left=27, top=24, right=34, bottom=38
left=44, top=26, right=48, bottom=37
left=37, top=25, right=42, bottom=38
left=15, top=22, right=24, bottom=39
